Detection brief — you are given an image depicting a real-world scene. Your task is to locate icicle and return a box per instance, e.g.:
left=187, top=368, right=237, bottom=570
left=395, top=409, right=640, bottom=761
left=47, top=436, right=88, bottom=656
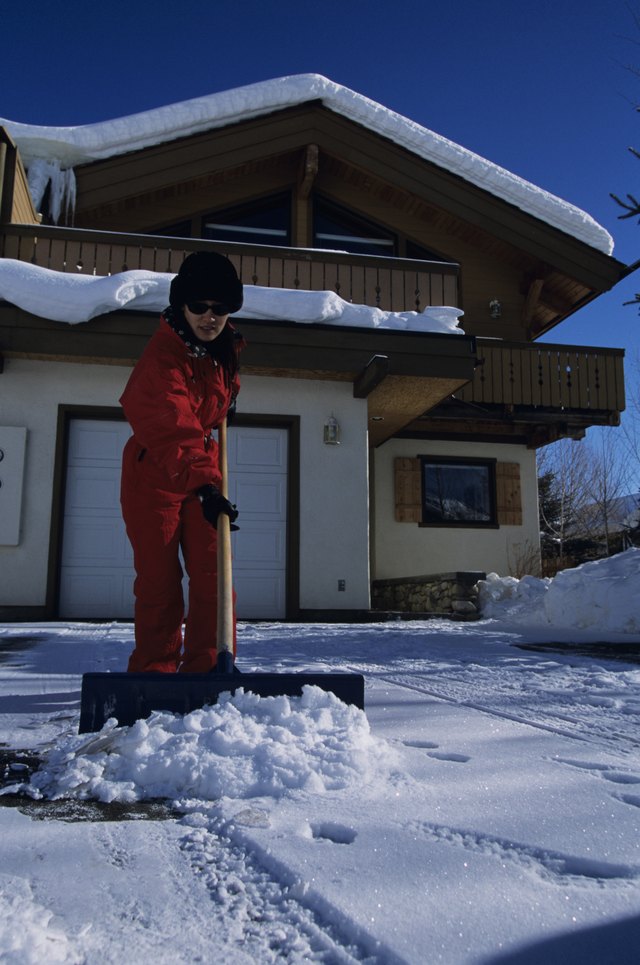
left=26, top=158, right=53, bottom=210
left=26, top=158, right=77, bottom=224
left=63, top=167, right=77, bottom=223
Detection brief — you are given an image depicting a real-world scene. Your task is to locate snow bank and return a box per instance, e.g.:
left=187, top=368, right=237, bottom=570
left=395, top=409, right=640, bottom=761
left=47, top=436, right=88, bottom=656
left=0, top=74, right=612, bottom=254
left=478, top=548, right=640, bottom=633
left=0, top=258, right=465, bottom=333
left=24, top=686, right=395, bottom=804
left=0, top=875, right=81, bottom=964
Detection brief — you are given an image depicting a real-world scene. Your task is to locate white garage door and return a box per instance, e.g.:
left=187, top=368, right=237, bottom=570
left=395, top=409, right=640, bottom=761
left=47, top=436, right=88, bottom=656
left=226, top=427, right=288, bottom=620
left=58, top=419, right=288, bottom=620
left=58, top=420, right=135, bottom=619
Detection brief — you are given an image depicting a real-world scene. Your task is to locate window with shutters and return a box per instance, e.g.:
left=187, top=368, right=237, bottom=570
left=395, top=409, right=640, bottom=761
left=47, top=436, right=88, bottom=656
left=421, top=456, right=497, bottom=526
left=394, top=457, right=522, bottom=528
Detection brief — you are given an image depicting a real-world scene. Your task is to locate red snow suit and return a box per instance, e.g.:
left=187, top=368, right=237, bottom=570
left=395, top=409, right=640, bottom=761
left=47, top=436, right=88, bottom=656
left=120, top=316, right=241, bottom=673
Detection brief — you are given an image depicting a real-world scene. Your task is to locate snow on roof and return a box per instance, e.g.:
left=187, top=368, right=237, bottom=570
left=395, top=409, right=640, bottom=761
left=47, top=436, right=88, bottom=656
left=0, top=74, right=613, bottom=255
left=0, top=258, right=465, bottom=334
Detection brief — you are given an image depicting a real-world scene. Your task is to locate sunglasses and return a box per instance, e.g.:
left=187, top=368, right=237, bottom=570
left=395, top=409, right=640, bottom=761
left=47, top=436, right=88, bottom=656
left=186, top=301, right=232, bottom=316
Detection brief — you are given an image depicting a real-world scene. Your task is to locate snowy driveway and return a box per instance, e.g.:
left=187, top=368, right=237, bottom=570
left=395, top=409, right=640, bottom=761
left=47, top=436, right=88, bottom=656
left=1, top=618, right=640, bottom=964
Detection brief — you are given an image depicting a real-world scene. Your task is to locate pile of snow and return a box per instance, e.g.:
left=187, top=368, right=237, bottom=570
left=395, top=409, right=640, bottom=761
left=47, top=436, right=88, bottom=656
left=478, top=548, right=640, bottom=633
left=0, top=876, right=81, bottom=964
left=0, top=74, right=613, bottom=253
left=0, top=258, right=465, bottom=333
left=22, top=686, right=395, bottom=804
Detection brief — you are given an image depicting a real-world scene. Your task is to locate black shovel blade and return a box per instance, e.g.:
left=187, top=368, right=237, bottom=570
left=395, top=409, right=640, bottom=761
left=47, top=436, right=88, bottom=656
left=79, top=671, right=365, bottom=733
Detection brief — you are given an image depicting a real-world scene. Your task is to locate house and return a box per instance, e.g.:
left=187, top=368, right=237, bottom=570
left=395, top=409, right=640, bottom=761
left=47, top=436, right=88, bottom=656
left=0, top=75, right=628, bottom=621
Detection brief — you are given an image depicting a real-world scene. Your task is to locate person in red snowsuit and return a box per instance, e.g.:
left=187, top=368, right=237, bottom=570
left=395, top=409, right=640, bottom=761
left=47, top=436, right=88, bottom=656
left=120, top=251, right=244, bottom=673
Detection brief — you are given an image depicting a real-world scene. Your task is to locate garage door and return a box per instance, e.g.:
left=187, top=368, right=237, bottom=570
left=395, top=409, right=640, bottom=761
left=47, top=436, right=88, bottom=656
left=58, top=420, right=134, bottom=619
left=58, top=419, right=288, bottom=620
left=226, top=426, right=288, bottom=619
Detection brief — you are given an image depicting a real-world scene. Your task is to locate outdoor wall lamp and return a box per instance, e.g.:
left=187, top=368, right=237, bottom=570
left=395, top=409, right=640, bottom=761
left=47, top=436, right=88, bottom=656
left=323, top=414, right=341, bottom=445
left=489, top=298, right=502, bottom=319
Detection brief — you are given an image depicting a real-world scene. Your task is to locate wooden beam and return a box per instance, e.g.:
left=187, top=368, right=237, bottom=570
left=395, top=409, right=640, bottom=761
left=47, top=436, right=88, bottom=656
left=521, top=277, right=545, bottom=329
left=0, top=141, right=7, bottom=223
left=353, top=354, right=389, bottom=398
left=293, top=144, right=318, bottom=246
left=297, top=144, right=319, bottom=200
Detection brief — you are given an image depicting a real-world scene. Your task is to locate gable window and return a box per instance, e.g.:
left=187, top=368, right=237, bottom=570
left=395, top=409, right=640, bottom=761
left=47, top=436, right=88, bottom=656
left=421, top=457, right=497, bottom=526
left=202, top=195, right=291, bottom=247
left=150, top=220, right=193, bottom=238
left=313, top=198, right=397, bottom=256
left=405, top=240, right=448, bottom=264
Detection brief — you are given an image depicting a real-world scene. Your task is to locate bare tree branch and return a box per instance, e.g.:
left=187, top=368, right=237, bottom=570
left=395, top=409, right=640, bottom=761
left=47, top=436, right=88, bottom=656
left=611, top=190, right=640, bottom=219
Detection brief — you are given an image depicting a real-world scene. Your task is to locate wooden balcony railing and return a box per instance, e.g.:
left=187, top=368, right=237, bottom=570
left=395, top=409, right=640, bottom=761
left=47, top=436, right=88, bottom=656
left=0, top=224, right=459, bottom=314
left=456, top=338, right=625, bottom=414
left=1, top=225, right=624, bottom=418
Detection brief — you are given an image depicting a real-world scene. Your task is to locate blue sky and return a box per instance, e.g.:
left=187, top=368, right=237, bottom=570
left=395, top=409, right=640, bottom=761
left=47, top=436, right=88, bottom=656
left=3, top=0, right=640, bottom=358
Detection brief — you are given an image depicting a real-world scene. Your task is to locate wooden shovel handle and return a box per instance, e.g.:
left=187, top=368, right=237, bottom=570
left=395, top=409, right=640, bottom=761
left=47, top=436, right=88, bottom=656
left=216, top=418, right=234, bottom=656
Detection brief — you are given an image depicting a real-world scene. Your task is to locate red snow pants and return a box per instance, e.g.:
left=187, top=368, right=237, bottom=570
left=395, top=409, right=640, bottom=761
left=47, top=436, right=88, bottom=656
left=121, top=444, right=236, bottom=673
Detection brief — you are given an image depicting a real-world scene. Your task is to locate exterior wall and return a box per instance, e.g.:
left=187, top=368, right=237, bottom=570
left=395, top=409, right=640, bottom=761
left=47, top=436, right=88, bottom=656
left=0, top=357, right=130, bottom=607
left=373, top=438, right=541, bottom=580
left=0, top=357, right=371, bottom=612
left=239, top=375, right=370, bottom=610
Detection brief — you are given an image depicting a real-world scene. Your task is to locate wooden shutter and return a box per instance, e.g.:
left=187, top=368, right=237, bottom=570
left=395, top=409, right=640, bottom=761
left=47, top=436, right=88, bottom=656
left=496, top=462, right=522, bottom=526
left=394, top=457, right=422, bottom=522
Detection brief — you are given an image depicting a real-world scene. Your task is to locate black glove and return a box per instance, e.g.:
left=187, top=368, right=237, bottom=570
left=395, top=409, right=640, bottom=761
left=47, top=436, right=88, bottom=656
left=197, top=484, right=239, bottom=530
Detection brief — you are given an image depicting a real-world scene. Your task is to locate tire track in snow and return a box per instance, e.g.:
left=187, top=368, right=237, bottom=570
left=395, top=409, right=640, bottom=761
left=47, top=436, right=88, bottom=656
left=88, top=816, right=376, bottom=964
left=86, top=820, right=233, bottom=964
left=180, top=813, right=403, bottom=964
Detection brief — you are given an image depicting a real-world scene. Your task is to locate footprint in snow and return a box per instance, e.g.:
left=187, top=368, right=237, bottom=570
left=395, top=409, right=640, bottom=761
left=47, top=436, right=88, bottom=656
left=402, top=739, right=439, bottom=750
left=427, top=751, right=471, bottom=764
left=409, top=820, right=639, bottom=885
left=600, top=772, right=640, bottom=785
left=553, top=757, right=640, bottom=787
left=310, top=821, right=357, bottom=845
left=552, top=757, right=617, bottom=773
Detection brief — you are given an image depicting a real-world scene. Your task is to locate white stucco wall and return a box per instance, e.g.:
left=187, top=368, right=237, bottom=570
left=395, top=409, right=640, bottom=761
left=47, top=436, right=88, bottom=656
left=0, top=358, right=371, bottom=611
left=373, top=438, right=541, bottom=580
left=0, top=357, right=130, bottom=607
left=239, top=375, right=370, bottom=610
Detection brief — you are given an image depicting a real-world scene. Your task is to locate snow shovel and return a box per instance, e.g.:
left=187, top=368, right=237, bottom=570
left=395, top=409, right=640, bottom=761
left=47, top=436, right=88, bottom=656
left=78, top=419, right=365, bottom=733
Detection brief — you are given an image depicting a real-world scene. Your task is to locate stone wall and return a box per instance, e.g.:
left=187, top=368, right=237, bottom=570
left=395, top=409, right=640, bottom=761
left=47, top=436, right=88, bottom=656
left=371, top=572, right=485, bottom=619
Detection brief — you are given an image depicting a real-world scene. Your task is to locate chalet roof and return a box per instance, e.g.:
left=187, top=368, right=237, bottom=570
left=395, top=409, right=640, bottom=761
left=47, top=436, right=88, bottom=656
left=0, top=74, right=613, bottom=256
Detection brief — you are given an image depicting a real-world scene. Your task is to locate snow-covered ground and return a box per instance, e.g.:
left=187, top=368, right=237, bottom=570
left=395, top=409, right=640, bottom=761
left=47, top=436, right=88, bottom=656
left=1, top=551, right=640, bottom=963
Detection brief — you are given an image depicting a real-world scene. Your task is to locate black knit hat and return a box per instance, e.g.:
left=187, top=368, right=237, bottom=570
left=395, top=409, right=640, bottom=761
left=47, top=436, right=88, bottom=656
left=169, top=251, right=243, bottom=313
